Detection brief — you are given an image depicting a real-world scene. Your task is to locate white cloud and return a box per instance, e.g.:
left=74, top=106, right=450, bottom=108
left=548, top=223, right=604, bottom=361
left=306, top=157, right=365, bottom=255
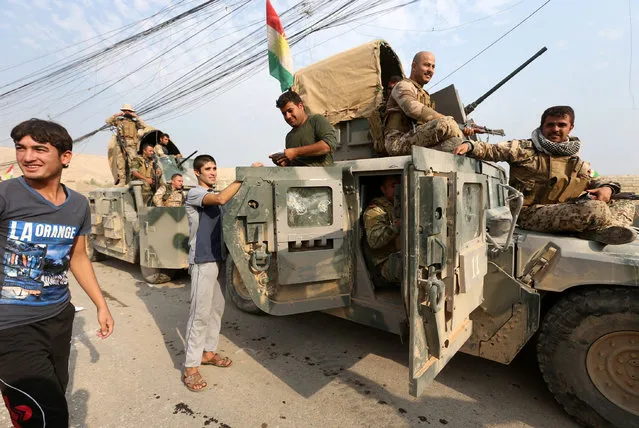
left=33, top=0, right=52, bottom=10
left=20, top=38, right=42, bottom=49
left=472, top=0, right=515, bottom=15
left=441, top=33, right=466, bottom=47
left=598, top=28, right=623, bottom=41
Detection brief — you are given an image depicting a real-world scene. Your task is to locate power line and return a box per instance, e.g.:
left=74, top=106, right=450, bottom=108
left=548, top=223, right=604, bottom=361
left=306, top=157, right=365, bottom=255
left=362, top=0, right=527, bottom=33
left=430, top=0, right=552, bottom=90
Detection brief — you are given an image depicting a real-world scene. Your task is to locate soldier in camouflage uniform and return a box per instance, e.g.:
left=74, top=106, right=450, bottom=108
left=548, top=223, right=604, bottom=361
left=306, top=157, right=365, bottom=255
left=106, top=104, right=150, bottom=185
left=363, top=176, right=402, bottom=283
left=384, top=52, right=474, bottom=156
left=131, top=143, right=162, bottom=205
left=152, top=173, right=185, bottom=207
left=454, top=106, right=636, bottom=245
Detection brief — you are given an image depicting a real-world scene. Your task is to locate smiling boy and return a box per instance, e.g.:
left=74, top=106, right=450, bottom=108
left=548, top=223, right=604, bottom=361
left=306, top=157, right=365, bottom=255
left=0, top=119, right=114, bottom=427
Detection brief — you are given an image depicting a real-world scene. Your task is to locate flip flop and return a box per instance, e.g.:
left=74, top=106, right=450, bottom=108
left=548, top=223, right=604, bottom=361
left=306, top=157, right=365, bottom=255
left=201, top=353, right=232, bottom=368
left=183, top=371, right=208, bottom=392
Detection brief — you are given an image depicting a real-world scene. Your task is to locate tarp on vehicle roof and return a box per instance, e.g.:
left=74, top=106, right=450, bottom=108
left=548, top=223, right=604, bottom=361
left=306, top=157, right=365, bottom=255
left=292, top=39, right=404, bottom=125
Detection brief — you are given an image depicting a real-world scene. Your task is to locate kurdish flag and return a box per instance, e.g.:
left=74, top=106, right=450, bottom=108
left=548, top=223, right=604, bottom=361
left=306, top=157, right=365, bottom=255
left=267, top=0, right=294, bottom=91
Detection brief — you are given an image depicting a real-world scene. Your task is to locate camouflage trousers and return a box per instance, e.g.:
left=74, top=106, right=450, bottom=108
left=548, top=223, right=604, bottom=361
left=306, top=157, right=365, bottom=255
left=518, top=199, right=636, bottom=234
left=107, top=136, right=138, bottom=185
left=379, top=252, right=402, bottom=283
left=384, top=116, right=463, bottom=156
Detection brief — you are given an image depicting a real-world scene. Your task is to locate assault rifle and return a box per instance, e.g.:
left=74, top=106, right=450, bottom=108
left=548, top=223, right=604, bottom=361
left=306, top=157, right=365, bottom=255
left=460, top=118, right=505, bottom=136
left=449, top=47, right=548, bottom=138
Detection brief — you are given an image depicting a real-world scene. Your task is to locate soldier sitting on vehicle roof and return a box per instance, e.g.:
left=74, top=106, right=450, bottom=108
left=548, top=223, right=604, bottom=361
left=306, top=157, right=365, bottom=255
left=269, top=90, right=337, bottom=167
left=453, top=105, right=637, bottom=245
left=131, top=142, right=162, bottom=205
left=153, top=173, right=184, bottom=207
left=363, top=175, right=402, bottom=284
left=385, top=52, right=475, bottom=156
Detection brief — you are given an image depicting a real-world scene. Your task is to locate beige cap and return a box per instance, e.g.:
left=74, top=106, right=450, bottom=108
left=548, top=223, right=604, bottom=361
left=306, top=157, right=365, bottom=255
left=120, top=103, right=136, bottom=112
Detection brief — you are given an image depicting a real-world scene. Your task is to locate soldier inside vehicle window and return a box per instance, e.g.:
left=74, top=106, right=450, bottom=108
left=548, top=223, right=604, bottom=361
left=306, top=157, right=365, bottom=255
left=453, top=105, right=636, bottom=245
left=363, top=175, right=402, bottom=283
left=152, top=173, right=184, bottom=207
left=269, top=90, right=337, bottom=167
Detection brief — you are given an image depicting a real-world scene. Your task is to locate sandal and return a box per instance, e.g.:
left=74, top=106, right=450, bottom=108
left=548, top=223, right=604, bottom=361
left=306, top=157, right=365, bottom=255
left=183, top=371, right=208, bottom=392
left=201, top=352, right=232, bottom=368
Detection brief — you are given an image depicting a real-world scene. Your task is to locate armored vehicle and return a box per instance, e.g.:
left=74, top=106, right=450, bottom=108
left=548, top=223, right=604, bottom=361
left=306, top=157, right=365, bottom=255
left=223, top=41, right=639, bottom=427
left=87, top=130, right=196, bottom=283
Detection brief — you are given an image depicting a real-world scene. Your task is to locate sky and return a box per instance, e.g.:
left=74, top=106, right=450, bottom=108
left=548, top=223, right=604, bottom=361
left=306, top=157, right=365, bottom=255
left=0, top=0, right=637, bottom=175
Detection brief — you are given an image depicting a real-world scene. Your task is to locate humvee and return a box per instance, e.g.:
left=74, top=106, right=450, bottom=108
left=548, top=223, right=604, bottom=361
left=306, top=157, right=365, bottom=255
left=87, top=130, right=196, bottom=283
left=222, top=41, right=639, bottom=428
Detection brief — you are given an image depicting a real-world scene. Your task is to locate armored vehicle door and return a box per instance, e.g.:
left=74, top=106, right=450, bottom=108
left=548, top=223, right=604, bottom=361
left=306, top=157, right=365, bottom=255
left=223, top=166, right=352, bottom=315
left=407, top=147, right=489, bottom=396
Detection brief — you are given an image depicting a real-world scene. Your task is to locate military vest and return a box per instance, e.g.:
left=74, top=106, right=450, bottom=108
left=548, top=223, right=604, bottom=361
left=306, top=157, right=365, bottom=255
left=385, top=78, right=434, bottom=135
left=510, top=140, right=591, bottom=206
left=161, top=184, right=184, bottom=205
left=364, top=197, right=400, bottom=266
left=116, top=117, right=139, bottom=141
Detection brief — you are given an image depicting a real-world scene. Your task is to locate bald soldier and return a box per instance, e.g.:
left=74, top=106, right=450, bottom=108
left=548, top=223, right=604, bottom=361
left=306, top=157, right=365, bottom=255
left=106, top=104, right=150, bottom=185
left=453, top=105, right=636, bottom=245
left=363, top=176, right=402, bottom=283
left=385, top=51, right=473, bottom=156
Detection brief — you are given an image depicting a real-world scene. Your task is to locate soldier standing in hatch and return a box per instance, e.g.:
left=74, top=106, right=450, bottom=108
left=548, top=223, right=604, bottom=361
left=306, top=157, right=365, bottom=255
left=153, top=173, right=184, bottom=207
left=105, top=104, right=149, bottom=185
left=363, top=176, right=402, bottom=283
left=453, top=105, right=636, bottom=245
left=130, top=142, right=162, bottom=204
left=385, top=51, right=475, bottom=156
left=269, top=90, right=337, bottom=166
left=154, top=133, right=182, bottom=159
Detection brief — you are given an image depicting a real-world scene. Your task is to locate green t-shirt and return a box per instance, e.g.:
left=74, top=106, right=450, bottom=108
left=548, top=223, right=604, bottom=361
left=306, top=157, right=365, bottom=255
left=285, top=114, right=337, bottom=166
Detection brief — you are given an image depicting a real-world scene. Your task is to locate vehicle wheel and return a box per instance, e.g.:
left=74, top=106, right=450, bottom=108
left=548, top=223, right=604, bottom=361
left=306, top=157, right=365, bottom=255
left=537, top=287, right=639, bottom=428
left=225, top=258, right=264, bottom=315
left=140, top=266, right=176, bottom=284
left=85, top=236, right=105, bottom=262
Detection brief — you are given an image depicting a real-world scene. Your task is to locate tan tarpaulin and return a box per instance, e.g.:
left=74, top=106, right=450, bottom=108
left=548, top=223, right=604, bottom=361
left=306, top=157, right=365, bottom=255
left=292, top=40, right=403, bottom=125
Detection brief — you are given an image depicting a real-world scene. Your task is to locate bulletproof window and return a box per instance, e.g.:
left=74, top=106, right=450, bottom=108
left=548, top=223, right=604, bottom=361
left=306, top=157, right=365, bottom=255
left=286, top=187, right=333, bottom=227
left=460, top=183, right=482, bottom=243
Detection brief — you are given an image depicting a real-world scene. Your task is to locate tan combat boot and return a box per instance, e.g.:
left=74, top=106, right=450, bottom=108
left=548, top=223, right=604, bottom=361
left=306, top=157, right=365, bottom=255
left=577, top=225, right=637, bottom=245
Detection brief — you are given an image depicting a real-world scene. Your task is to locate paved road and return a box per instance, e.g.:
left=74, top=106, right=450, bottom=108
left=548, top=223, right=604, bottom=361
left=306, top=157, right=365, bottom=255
left=1, top=259, right=578, bottom=427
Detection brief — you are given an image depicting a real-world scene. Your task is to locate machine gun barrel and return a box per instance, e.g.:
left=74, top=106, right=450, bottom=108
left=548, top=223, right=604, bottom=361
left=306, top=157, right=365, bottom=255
left=464, top=47, right=547, bottom=116
left=177, top=150, right=198, bottom=169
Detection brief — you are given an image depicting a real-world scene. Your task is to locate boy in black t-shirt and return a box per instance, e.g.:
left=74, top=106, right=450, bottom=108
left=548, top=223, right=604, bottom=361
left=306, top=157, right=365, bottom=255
left=0, top=119, right=114, bottom=427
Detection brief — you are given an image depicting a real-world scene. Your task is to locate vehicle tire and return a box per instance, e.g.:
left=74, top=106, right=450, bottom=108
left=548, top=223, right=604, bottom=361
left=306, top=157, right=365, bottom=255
left=85, top=236, right=105, bottom=262
left=140, top=266, right=176, bottom=284
left=537, top=286, right=639, bottom=428
left=225, top=258, right=264, bottom=315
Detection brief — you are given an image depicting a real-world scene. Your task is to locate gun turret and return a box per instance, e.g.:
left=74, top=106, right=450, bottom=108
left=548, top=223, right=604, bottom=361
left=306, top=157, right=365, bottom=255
left=464, top=47, right=548, bottom=116
left=177, top=150, right=198, bottom=169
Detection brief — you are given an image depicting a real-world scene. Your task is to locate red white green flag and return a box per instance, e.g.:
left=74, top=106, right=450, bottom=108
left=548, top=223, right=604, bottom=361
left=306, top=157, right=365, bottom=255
left=266, top=0, right=294, bottom=91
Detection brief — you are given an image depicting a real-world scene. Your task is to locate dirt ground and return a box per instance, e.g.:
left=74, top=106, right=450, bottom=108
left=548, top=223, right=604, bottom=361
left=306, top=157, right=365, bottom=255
left=0, top=259, right=578, bottom=428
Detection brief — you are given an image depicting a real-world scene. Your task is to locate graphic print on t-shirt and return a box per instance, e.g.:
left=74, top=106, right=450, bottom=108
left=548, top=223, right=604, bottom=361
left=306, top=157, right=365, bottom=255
left=0, top=220, right=78, bottom=305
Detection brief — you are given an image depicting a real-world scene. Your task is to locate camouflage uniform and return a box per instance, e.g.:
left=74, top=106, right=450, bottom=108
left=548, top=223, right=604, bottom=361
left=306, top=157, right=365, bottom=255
left=105, top=114, right=149, bottom=184
left=363, top=197, right=401, bottom=282
left=468, top=138, right=636, bottom=237
left=384, top=78, right=463, bottom=156
left=130, top=156, right=161, bottom=204
left=152, top=183, right=184, bottom=207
